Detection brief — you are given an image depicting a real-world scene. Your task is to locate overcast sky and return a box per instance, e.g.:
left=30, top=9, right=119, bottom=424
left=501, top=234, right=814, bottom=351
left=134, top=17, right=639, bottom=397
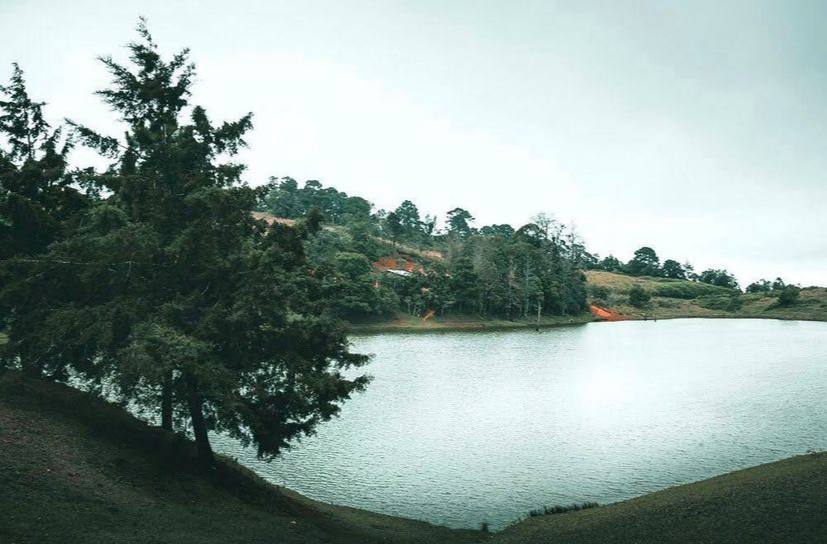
left=3, top=0, right=826, bottom=286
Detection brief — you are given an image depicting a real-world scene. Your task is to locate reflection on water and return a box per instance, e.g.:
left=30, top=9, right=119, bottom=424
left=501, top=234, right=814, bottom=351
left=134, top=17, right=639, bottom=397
left=212, top=319, right=827, bottom=529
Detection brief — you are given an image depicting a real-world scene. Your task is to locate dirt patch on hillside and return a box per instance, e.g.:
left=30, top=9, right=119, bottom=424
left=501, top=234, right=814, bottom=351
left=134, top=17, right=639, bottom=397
left=590, top=304, right=625, bottom=321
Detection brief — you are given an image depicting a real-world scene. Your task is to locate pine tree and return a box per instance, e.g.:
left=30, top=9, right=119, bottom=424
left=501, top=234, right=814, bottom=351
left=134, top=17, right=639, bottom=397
left=8, top=20, right=369, bottom=464
left=0, top=64, right=89, bottom=377
left=0, top=63, right=86, bottom=259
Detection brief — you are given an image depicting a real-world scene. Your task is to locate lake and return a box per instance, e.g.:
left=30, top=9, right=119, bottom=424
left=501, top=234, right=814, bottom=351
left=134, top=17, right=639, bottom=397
left=212, top=318, right=827, bottom=530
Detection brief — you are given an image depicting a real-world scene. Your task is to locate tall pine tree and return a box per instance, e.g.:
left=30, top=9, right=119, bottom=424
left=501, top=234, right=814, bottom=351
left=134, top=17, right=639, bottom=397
left=5, top=20, right=369, bottom=464
left=0, top=64, right=90, bottom=376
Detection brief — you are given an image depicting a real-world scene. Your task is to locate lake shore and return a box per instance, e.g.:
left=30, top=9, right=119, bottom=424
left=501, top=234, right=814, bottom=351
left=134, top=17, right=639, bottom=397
left=349, top=271, right=827, bottom=334
left=0, top=371, right=484, bottom=544
left=349, top=313, right=596, bottom=334
left=4, top=369, right=827, bottom=543
left=348, top=309, right=827, bottom=335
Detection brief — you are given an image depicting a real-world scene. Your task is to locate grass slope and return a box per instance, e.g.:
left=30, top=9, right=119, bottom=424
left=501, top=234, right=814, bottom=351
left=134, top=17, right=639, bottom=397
left=493, top=452, right=827, bottom=544
left=586, top=270, right=827, bottom=322
left=0, top=371, right=483, bottom=544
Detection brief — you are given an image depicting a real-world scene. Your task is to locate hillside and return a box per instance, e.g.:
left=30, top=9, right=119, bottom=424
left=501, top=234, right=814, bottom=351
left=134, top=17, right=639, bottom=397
left=493, top=452, right=827, bottom=544
left=586, top=270, right=827, bottom=322
left=0, top=372, right=483, bottom=544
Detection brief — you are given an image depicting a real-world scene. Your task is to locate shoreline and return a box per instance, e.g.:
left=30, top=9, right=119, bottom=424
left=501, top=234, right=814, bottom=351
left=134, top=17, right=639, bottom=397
left=348, top=314, right=596, bottom=334
left=348, top=311, right=827, bottom=335
left=5, top=370, right=826, bottom=543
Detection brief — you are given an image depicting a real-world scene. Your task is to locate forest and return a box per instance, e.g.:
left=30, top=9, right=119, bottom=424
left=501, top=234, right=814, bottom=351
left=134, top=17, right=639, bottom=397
left=258, top=176, right=591, bottom=321
left=256, top=177, right=796, bottom=321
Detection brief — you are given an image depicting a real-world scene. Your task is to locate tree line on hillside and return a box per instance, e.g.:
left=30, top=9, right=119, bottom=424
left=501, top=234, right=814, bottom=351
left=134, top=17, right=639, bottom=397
left=590, top=246, right=742, bottom=289
left=589, top=246, right=800, bottom=309
left=260, top=179, right=589, bottom=320
left=0, top=21, right=369, bottom=466
left=591, top=245, right=799, bottom=301
left=259, top=176, right=806, bottom=320
left=259, top=178, right=808, bottom=320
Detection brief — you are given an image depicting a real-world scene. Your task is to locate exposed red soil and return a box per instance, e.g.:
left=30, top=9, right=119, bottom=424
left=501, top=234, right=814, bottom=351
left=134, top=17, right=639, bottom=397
left=590, top=304, right=625, bottom=321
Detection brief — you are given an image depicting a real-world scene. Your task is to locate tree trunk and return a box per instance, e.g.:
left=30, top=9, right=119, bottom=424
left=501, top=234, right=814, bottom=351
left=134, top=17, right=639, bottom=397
left=161, top=371, right=173, bottom=431
left=536, top=299, right=542, bottom=331
left=523, top=257, right=530, bottom=319
left=186, top=380, right=213, bottom=466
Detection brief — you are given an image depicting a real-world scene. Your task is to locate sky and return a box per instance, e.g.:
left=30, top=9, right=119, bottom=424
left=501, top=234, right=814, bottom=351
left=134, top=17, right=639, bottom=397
left=2, top=0, right=826, bottom=286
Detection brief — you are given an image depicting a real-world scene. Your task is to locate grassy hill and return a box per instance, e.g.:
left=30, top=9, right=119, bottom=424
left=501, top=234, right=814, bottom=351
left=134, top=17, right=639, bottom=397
left=0, top=371, right=484, bottom=544
left=585, top=270, right=827, bottom=323
left=493, top=452, right=827, bottom=544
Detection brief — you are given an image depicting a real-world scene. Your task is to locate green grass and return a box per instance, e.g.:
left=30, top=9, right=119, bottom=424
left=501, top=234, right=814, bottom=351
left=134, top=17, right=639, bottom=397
left=585, top=270, right=827, bottom=323
left=493, top=452, right=827, bottom=544
left=0, top=371, right=484, bottom=544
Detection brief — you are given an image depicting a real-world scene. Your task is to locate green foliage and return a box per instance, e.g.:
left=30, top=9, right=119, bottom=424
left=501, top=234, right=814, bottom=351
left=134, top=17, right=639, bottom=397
left=446, top=207, right=474, bottom=238
left=368, top=216, right=588, bottom=320
left=654, top=281, right=730, bottom=299
left=597, top=254, right=623, bottom=272
left=598, top=249, right=693, bottom=280
left=319, top=252, right=394, bottom=319
left=0, top=63, right=50, bottom=161
left=259, top=177, right=372, bottom=225
left=698, top=268, right=739, bottom=290
left=747, top=277, right=788, bottom=295
left=345, top=220, right=382, bottom=260
left=2, top=21, right=369, bottom=465
left=661, top=259, right=686, bottom=279
left=0, top=65, right=87, bottom=261
left=697, top=294, right=743, bottom=312
left=393, top=199, right=423, bottom=241
left=746, top=279, right=772, bottom=293
left=626, top=247, right=660, bottom=276
left=0, top=64, right=91, bottom=370
left=778, top=285, right=801, bottom=307
left=628, top=284, right=651, bottom=308
left=449, top=255, right=481, bottom=314
left=479, top=223, right=515, bottom=238
left=655, top=298, right=680, bottom=308
left=589, top=285, right=611, bottom=300
left=259, top=177, right=589, bottom=322
left=383, top=210, right=404, bottom=246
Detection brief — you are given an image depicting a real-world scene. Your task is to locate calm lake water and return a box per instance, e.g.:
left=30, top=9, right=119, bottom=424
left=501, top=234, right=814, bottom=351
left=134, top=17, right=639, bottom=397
left=212, top=318, right=827, bottom=530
